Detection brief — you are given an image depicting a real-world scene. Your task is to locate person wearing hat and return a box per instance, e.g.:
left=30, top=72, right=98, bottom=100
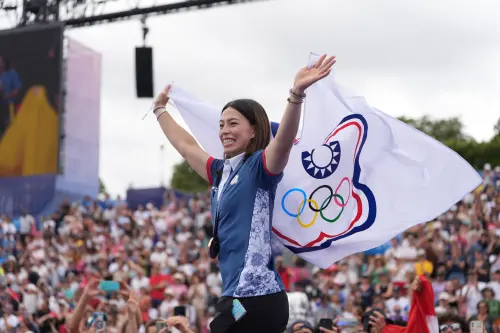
left=159, top=288, right=179, bottom=318
left=435, top=292, right=455, bottom=316
left=385, top=285, right=409, bottom=319
left=414, top=249, right=433, bottom=277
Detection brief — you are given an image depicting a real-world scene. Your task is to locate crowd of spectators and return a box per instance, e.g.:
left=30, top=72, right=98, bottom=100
left=0, top=164, right=499, bottom=333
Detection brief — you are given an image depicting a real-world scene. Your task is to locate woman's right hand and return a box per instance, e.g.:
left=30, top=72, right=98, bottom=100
left=155, top=85, right=171, bottom=108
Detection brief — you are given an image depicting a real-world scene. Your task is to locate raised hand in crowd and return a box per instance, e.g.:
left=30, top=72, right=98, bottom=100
left=411, top=275, right=422, bottom=293
left=157, top=316, right=195, bottom=333
left=368, top=311, right=387, bottom=333
left=68, top=277, right=104, bottom=333
left=119, top=280, right=142, bottom=332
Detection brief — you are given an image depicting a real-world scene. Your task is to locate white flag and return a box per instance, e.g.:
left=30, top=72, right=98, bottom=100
left=168, top=53, right=482, bottom=268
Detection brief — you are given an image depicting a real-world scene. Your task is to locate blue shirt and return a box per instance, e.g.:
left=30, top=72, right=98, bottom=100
left=207, top=149, right=285, bottom=297
left=0, top=69, right=21, bottom=104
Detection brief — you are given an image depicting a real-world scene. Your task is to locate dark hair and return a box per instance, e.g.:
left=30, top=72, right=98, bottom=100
left=477, top=300, right=489, bottom=312
left=221, top=99, right=271, bottom=156
left=438, top=313, right=468, bottom=333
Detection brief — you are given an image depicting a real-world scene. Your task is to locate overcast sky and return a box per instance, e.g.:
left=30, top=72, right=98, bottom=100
left=4, top=0, right=500, bottom=196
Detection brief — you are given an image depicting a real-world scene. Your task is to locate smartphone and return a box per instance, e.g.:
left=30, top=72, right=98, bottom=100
left=231, top=299, right=247, bottom=322
left=319, top=318, right=334, bottom=330
left=337, top=317, right=359, bottom=327
left=99, top=281, right=120, bottom=292
left=93, top=312, right=107, bottom=333
left=470, top=320, right=484, bottom=333
left=174, top=305, right=186, bottom=317
left=86, top=312, right=108, bottom=332
left=156, top=321, right=167, bottom=332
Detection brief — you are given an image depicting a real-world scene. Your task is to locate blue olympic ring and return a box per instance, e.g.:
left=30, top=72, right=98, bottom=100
left=281, top=188, right=307, bottom=217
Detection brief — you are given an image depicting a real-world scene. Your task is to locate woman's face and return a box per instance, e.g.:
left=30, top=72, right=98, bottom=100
left=219, top=107, right=254, bottom=158
left=478, top=302, right=488, bottom=314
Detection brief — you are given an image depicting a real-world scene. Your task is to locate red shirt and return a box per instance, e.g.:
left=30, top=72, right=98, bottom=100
left=279, top=268, right=292, bottom=291
left=149, top=274, right=173, bottom=300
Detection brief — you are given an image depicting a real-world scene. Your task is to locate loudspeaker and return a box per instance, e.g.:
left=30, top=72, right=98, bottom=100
left=135, top=47, right=154, bottom=98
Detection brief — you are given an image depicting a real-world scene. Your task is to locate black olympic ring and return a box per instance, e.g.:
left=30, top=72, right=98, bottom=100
left=308, top=185, right=333, bottom=212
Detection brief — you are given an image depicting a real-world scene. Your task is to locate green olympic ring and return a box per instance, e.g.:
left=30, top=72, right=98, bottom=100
left=320, top=193, right=344, bottom=223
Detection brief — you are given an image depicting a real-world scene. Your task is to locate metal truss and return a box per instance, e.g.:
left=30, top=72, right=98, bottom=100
left=0, top=0, right=267, bottom=29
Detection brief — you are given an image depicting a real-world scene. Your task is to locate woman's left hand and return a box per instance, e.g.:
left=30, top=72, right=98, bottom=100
left=293, top=54, right=336, bottom=94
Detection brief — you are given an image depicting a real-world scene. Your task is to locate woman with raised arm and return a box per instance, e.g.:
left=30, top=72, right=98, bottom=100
left=153, top=54, right=336, bottom=333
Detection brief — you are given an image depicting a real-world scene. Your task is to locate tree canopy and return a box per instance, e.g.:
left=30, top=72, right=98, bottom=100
left=170, top=160, right=209, bottom=193
left=397, top=116, right=500, bottom=169
left=99, top=178, right=107, bottom=194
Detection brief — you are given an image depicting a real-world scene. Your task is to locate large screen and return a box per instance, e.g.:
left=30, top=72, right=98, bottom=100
left=0, top=24, right=63, bottom=178
left=57, top=38, right=101, bottom=196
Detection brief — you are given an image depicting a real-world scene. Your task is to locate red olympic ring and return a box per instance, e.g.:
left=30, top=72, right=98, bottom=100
left=334, top=177, right=351, bottom=207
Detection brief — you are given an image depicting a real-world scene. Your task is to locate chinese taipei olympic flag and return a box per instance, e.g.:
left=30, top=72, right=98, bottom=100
left=168, top=53, right=482, bottom=268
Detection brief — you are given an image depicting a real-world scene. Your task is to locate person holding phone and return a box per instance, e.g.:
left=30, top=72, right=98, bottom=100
left=152, top=54, right=336, bottom=333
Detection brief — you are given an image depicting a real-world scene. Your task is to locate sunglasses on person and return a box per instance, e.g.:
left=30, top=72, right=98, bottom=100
left=439, top=323, right=461, bottom=332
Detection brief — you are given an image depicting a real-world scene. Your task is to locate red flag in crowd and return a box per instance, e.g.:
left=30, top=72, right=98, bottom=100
left=382, top=276, right=438, bottom=333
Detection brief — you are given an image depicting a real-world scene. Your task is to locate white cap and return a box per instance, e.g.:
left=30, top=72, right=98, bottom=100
left=439, top=292, right=450, bottom=301
left=26, top=284, right=38, bottom=292
left=484, top=163, right=491, bottom=171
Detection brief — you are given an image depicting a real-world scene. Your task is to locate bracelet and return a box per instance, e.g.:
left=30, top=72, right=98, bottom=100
left=287, top=97, right=303, bottom=105
left=153, top=106, right=167, bottom=120
left=153, top=106, right=165, bottom=115
left=156, top=110, right=167, bottom=120
left=289, top=88, right=306, bottom=98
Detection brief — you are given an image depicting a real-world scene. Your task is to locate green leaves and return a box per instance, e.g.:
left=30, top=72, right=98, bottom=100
left=398, top=115, right=500, bottom=169
left=171, top=160, right=209, bottom=193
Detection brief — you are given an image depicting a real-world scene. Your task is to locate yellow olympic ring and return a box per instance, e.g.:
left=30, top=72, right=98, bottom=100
left=296, top=199, right=319, bottom=228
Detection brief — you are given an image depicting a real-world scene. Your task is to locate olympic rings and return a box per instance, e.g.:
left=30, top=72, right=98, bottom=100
left=320, top=194, right=344, bottom=223
left=281, top=180, right=351, bottom=228
left=334, top=177, right=351, bottom=207
left=296, top=199, right=318, bottom=228
left=308, top=185, right=333, bottom=212
left=281, top=188, right=307, bottom=217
